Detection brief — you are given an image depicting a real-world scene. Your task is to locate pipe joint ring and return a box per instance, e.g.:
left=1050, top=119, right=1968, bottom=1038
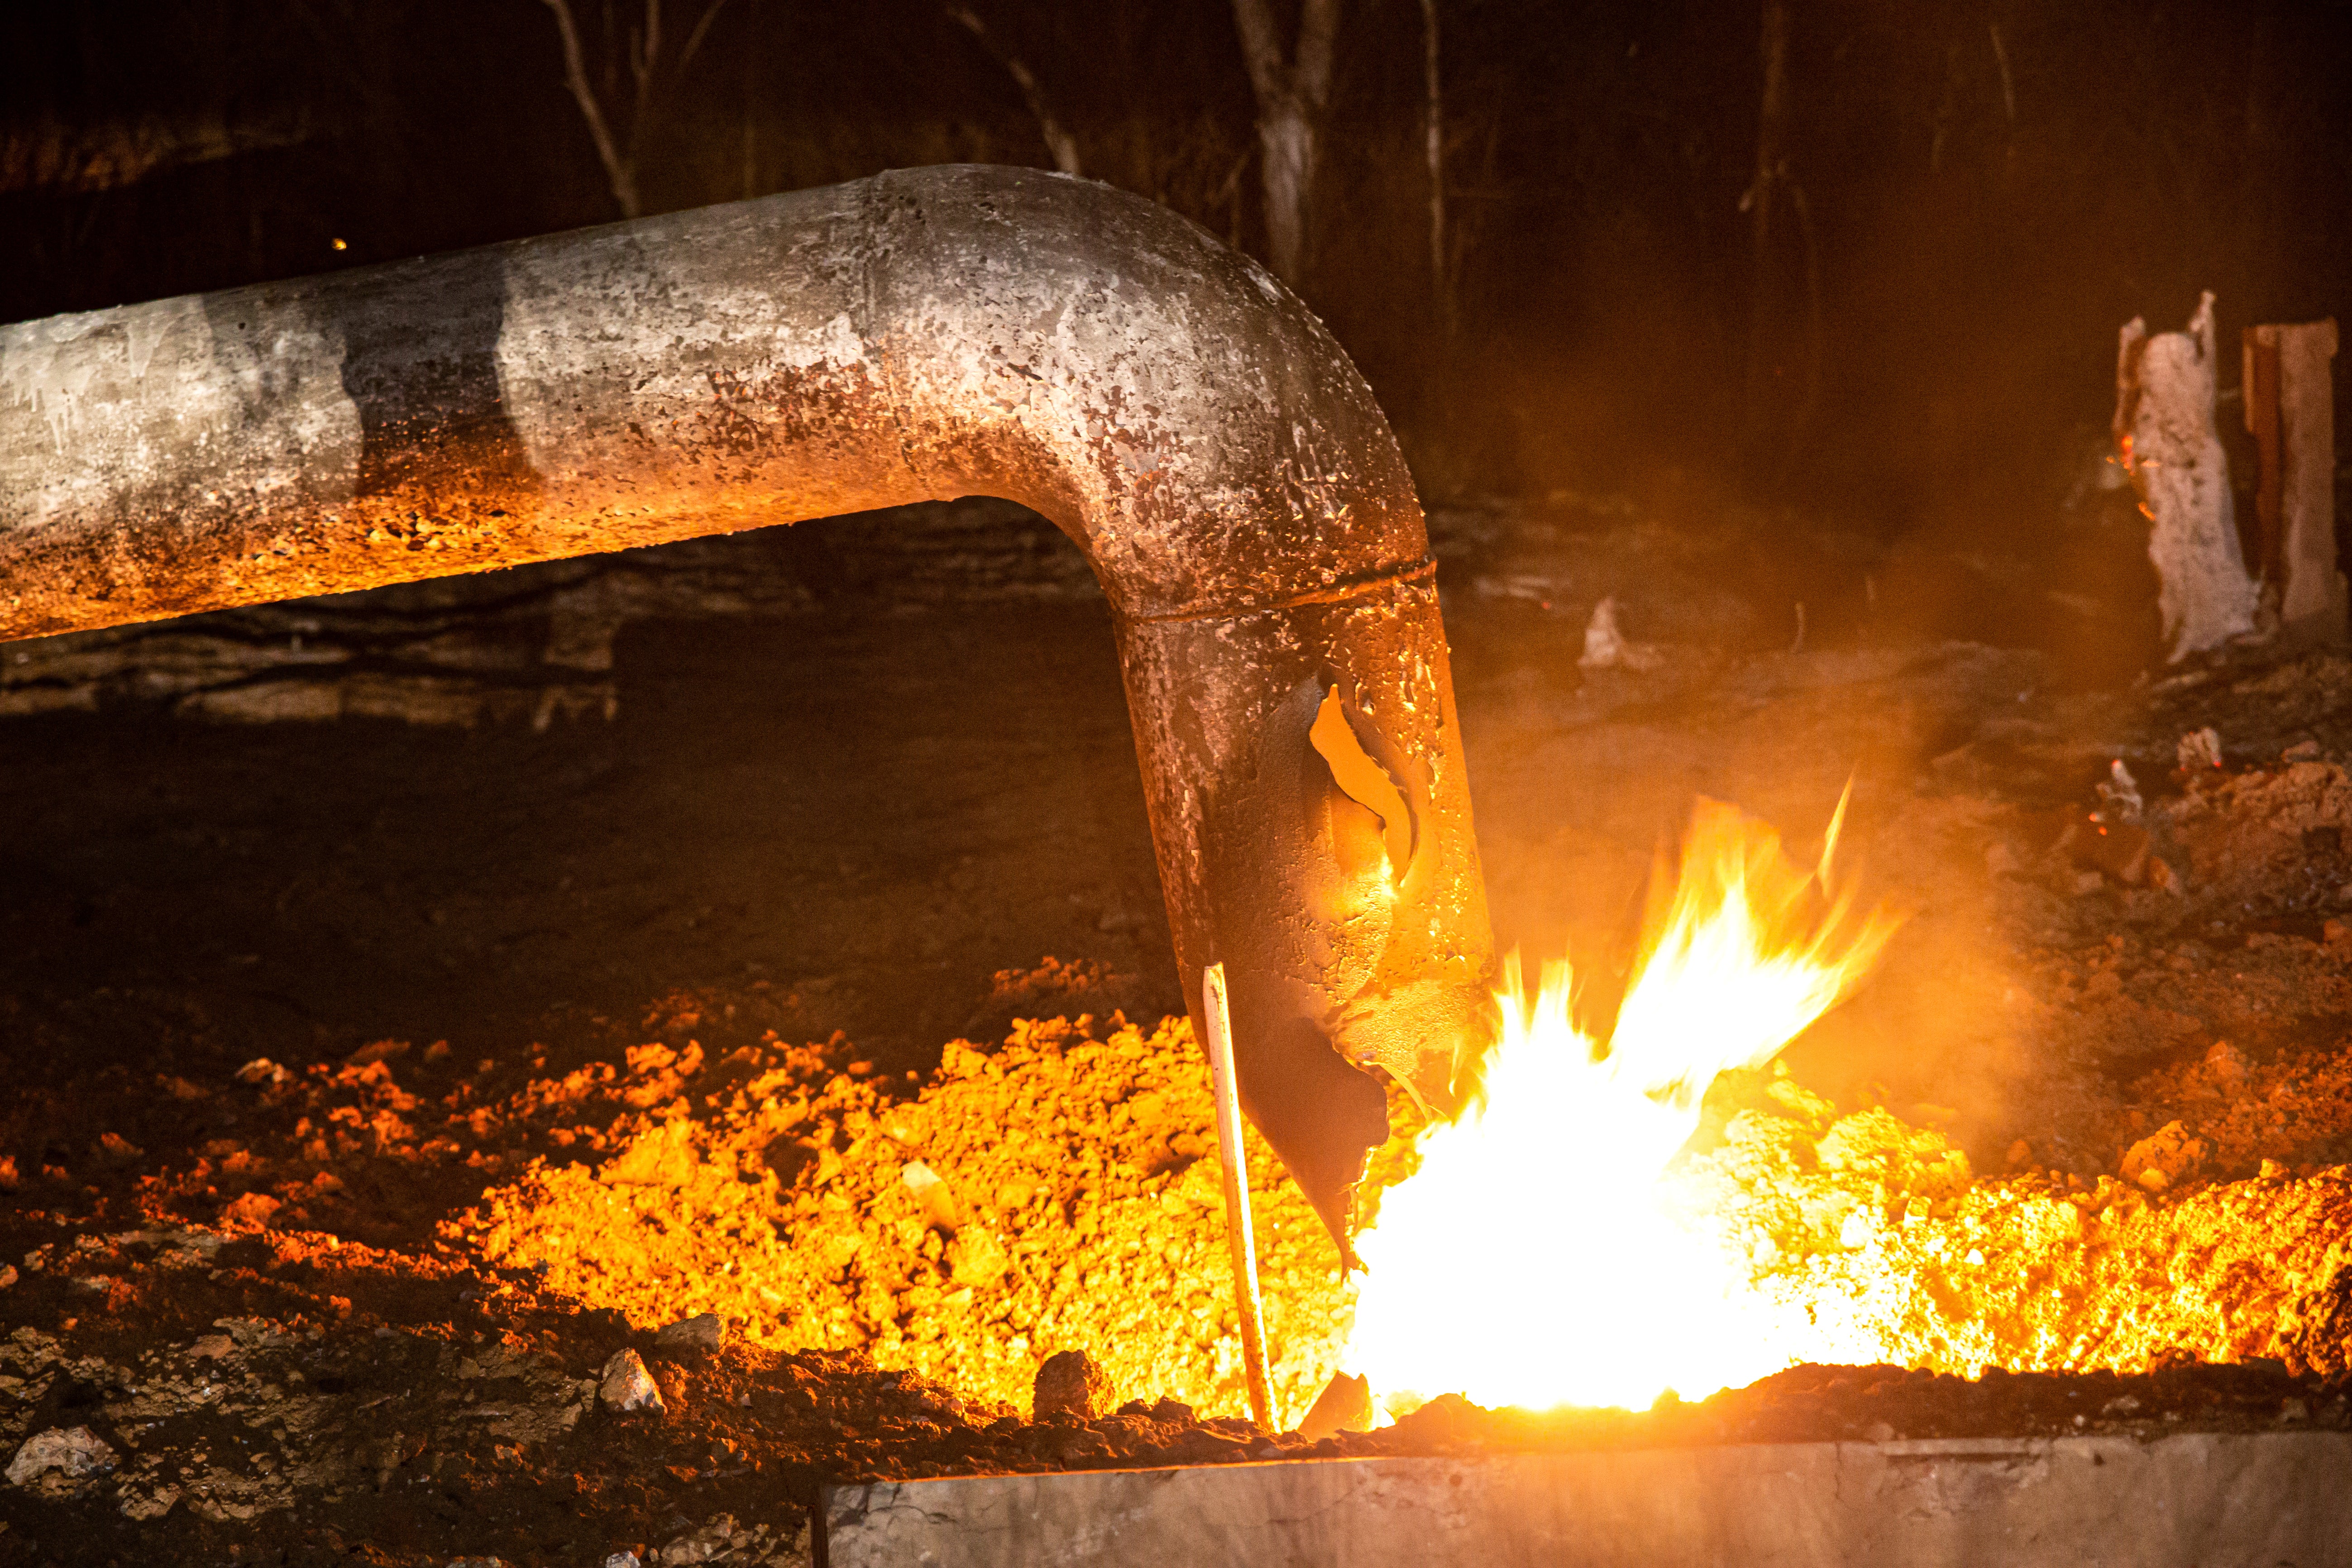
left=1123, top=555, right=1437, bottom=628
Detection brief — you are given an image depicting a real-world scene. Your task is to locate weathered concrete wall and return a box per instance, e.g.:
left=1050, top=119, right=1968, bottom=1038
left=823, top=1434, right=2352, bottom=1567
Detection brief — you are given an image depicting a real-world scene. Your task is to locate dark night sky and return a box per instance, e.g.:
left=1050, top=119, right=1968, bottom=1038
left=4, top=0, right=2347, bottom=540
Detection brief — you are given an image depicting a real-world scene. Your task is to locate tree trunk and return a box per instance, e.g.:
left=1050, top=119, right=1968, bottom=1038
left=741, top=0, right=759, bottom=201
left=2246, top=319, right=2344, bottom=646
left=542, top=0, right=641, bottom=219
left=1254, top=99, right=1314, bottom=287
left=1739, top=0, right=1821, bottom=475
left=1420, top=0, right=1449, bottom=336
left=2118, top=292, right=2260, bottom=661
left=1741, top=0, right=1788, bottom=425
left=1231, top=0, right=1340, bottom=292
left=541, top=0, right=731, bottom=221
left=947, top=6, right=1082, bottom=177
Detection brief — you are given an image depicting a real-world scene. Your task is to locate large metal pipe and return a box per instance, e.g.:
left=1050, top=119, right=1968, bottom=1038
left=0, top=163, right=1494, bottom=1249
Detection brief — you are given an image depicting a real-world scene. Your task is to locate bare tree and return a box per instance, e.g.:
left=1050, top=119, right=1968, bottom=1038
left=539, top=0, right=732, bottom=219
left=740, top=0, right=760, bottom=200
left=946, top=6, right=1081, bottom=177
left=1988, top=23, right=2016, bottom=139
left=1739, top=0, right=1819, bottom=463
left=1230, top=0, right=1340, bottom=291
left=1741, top=0, right=1789, bottom=407
left=1419, top=0, right=1449, bottom=337
left=1, top=108, right=314, bottom=198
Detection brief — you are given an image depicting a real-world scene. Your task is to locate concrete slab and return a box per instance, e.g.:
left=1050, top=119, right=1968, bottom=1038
left=821, top=1432, right=2352, bottom=1567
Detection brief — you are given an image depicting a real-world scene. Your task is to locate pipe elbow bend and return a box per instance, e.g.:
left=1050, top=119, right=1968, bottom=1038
left=856, top=169, right=1500, bottom=1243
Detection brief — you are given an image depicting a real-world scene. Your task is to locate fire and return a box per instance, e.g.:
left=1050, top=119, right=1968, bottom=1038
left=1345, top=795, right=1902, bottom=1415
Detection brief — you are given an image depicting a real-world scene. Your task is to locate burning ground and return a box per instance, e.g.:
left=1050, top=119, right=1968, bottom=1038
left=12, top=639, right=2352, bottom=1563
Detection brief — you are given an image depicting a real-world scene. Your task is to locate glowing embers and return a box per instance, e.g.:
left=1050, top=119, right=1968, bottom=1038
left=1346, top=796, right=1900, bottom=1416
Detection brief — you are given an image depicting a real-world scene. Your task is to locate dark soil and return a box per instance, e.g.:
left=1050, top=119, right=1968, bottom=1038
left=11, top=528, right=2352, bottom=1566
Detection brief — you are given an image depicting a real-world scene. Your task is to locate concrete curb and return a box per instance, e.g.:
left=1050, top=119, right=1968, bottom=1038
left=822, top=1432, right=2352, bottom=1567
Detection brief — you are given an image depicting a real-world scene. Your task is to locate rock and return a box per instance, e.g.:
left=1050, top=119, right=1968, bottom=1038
left=1170, top=1426, right=1252, bottom=1462
left=1033, top=1350, right=1114, bottom=1422
left=1296, top=1372, right=1375, bottom=1441
left=2179, top=726, right=2225, bottom=771
left=655, top=1314, right=726, bottom=1355
left=601, top=1349, right=666, bottom=1415
left=900, top=1161, right=961, bottom=1229
left=119, top=1482, right=180, bottom=1520
left=946, top=1229, right=1009, bottom=1287
left=1577, top=596, right=1663, bottom=672
left=2121, top=1120, right=2206, bottom=1193
left=658, top=1514, right=739, bottom=1563
left=1385, top=1391, right=1482, bottom=1444
left=234, top=1057, right=287, bottom=1085
left=602, top=1555, right=641, bottom=1568
left=2066, top=817, right=2151, bottom=884
left=220, top=1191, right=282, bottom=1229
left=2097, top=759, right=2144, bottom=822
left=7, top=1426, right=117, bottom=1490
left=0, top=1263, right=15, bottom=1290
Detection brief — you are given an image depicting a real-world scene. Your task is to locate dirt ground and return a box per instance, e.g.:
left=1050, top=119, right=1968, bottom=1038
left=9, top=515, right=2352, bottom=1565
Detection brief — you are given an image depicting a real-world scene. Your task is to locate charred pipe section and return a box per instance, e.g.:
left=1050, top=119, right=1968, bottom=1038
left=0, top=163, right=1494, bottom=1244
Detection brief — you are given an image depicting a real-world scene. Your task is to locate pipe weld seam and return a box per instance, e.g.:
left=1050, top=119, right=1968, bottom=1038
left=1123, top=556, right=1438, bottom=627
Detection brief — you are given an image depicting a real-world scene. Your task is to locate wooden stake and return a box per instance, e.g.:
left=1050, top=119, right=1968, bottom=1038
left=2243, top=325, right=2285, bottom=586
left=1201, top=962, right=1276, bottom=1432
left=2245, top=319, right=2344, bottom=646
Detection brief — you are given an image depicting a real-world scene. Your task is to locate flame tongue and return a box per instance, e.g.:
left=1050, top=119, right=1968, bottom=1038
left=1344, top=796, right=1900, bottom=1416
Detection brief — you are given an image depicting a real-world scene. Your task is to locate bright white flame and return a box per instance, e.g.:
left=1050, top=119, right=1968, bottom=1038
left=1346, top=795, right=1899, bottom=1415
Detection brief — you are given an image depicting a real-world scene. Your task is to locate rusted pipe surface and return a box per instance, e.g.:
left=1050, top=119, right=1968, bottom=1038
left=0, top=164, right=1494, bottom=1246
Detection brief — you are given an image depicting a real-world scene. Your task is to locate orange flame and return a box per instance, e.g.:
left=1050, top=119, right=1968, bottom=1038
left=1345, top=794, right=1901, bottom=1415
